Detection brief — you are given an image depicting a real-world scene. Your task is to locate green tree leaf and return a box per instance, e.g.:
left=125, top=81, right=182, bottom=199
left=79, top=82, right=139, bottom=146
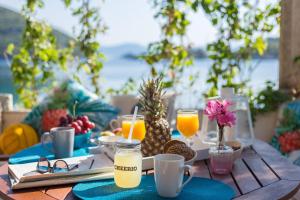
left=6, top=44, right=15, bottom=55
left=254, top=36, right=267, bottom=56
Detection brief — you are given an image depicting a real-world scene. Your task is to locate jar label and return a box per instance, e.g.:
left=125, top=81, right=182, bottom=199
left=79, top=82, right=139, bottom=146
left=114, top=165, right=137, bottom=171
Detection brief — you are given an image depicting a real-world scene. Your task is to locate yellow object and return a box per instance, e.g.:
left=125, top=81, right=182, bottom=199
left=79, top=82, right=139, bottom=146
left=177, top=113, right=199, bottom=138
left=114, top=151, right=142, bottom=188
left=0, top=124, right=39, bottom=154
left=100, top=131, right=115, bottom=137
left=122, top=120, right=146, bottom=141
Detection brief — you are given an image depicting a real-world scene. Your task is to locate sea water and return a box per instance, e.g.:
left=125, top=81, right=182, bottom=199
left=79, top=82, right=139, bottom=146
left=0, top=58, right=279, bottom=108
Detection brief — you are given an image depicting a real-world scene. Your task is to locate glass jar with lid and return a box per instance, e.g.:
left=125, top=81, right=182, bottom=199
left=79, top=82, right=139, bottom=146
left=114, top=139, right=142, bottom=188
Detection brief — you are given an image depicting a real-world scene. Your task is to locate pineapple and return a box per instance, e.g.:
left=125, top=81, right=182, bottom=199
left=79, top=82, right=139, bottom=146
left=139, top=77, right=171, bottom=157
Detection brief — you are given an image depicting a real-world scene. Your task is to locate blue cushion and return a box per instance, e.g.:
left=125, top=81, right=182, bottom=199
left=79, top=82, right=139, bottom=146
left=271, top=100, right=300, bottom=161
left=23, top=80, right=119, bottom=136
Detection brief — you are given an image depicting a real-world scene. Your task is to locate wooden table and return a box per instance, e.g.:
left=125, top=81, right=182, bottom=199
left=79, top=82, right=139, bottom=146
left=0, top=139, right=300, bottom=200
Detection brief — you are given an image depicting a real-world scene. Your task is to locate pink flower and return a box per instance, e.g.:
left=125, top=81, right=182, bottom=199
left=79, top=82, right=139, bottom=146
left=204, top=100, right=236, bottom=128
left=217, top=111, right=236, bottom=127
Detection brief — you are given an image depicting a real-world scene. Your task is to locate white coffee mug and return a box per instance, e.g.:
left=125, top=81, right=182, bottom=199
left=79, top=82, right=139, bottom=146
left=154, top=154, right=194, bottom=198
left=109, top=116, right=122, bottom=130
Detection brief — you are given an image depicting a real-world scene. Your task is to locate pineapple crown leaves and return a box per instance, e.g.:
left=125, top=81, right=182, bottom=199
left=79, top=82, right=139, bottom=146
left=139, top=76, right=167, bottom=119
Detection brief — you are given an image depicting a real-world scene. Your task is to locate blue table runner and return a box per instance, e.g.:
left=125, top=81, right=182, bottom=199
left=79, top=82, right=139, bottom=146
left=73, top=176, right=235, bottom=200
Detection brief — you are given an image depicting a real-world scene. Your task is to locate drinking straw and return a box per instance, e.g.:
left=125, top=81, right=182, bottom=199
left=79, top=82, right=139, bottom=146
left=128, top=106, right=138, bottom=142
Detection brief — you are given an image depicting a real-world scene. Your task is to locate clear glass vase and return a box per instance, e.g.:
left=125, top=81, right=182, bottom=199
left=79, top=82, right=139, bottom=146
left=209, top=128, right=234, bottom=175
left=209, top=145, right=234, bottom=175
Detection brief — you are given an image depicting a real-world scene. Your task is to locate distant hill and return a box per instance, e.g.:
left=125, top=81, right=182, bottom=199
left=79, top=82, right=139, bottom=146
left=102, top=43, right=146, bottom=60
left=106, top=38, right=279, bottom=60
left=0, top=6, right=149, bottom=61
left=192, top=37, right=279, bottom=59
left=0, top=6, right=72, bottom=57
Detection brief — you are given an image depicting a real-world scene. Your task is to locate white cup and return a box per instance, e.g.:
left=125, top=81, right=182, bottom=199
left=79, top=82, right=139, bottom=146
left=154, top=154, right=194, bottom=198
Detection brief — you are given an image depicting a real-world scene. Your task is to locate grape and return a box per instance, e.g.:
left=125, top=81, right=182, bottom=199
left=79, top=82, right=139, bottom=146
left=76, top=120, right=83, bottom=127
left=71, top=121, right=79, bottom=127
left=67, top=115, right=73, bottom=123
left=88, top=122, right=95, bottom=129
left=71, top=122, right=82, bottom=134
left=81, top=116, right=89, bottom=123
left=59, top=117, right=67, bottom=124
left=83, top=120, right=89, bottom=129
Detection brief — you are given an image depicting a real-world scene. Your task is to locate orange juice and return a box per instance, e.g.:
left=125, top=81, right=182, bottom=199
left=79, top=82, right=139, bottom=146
left=177, top=114, right=199, bottom=138
left=122, top=120, right=146, bottom=141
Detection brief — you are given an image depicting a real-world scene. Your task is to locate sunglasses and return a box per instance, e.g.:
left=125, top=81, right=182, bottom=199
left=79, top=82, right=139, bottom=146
left=37, top=157, right=79, bottom=173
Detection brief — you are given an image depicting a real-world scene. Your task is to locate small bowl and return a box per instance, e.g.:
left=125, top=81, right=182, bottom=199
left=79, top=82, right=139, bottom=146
left=90, top=135, right=123, bottom=145
left=225, top=140, right=243, bottom=161
left=185, top=150, right=197, bottom=165
left=74, top=131, right=92, bottom=149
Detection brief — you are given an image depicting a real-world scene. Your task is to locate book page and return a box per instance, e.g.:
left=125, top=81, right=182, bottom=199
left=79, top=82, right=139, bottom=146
left=10, top=171, right=114, bottom=190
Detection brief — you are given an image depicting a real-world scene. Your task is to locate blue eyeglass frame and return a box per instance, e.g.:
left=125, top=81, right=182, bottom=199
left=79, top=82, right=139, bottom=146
left=36, top=157, right=78, bottom=173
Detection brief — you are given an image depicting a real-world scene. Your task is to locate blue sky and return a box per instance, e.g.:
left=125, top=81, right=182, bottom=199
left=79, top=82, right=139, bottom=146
left=0, top=0, right=217, bottom=47
left=0, top=0, right=278, bottom=47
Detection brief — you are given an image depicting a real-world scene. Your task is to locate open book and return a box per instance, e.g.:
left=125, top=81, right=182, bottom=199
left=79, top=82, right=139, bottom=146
left=9, top=154, right=114, bottom=189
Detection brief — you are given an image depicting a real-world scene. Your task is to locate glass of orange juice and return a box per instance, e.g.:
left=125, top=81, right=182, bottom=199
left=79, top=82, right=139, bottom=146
left=177, top=109, right=199, bottom=146
left=121, top=115, right=146, bottom=141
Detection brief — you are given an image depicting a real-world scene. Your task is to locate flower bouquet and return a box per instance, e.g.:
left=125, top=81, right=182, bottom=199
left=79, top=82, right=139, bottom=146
left=204, top=100, right=236, bottom=174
